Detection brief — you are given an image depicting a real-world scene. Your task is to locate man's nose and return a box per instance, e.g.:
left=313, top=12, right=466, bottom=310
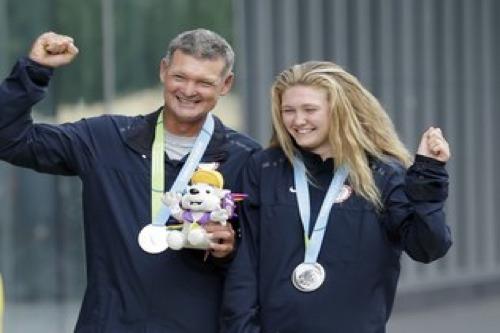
left=181, top=81, right=196, bottom=97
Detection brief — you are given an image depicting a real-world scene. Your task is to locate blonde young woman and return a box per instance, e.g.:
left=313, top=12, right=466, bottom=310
left=222, top=61, right=451, bottom=333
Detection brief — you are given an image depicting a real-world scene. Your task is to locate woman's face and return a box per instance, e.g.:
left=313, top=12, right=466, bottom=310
left=281, top=85, right=332, bottom=159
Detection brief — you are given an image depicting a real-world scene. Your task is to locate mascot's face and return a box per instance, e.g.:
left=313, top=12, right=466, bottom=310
left=181, top=183, right=222, bottom=212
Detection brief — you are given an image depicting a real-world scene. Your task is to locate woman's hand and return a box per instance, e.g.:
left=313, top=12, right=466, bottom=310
left=417, top=127, right=451, bottom=162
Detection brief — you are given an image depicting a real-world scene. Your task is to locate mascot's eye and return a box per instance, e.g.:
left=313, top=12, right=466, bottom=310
left=206, top=189, right=211, bottom=194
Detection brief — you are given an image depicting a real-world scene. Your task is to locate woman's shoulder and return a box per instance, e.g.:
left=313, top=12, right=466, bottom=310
left=369, top=155, right=407, bottom=179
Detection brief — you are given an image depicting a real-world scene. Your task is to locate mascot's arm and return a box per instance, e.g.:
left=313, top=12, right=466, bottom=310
left=162, top=192, right=184, bottom=220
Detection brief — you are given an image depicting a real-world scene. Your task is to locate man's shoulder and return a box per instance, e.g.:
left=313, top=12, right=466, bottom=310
left=254, top=146, right=284, bottom=159
left=247, top=146, right=288, bottom=170
left=224, top=128, right=261, bottom=152
left=79, top=112, right=154, bottom=131
left=215, top=119, right=261, bottom=153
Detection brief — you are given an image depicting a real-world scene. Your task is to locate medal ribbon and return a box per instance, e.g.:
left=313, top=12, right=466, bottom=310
left=151, top=111, right=214, bottom=225
left=293, top=157, right=349, bottom=264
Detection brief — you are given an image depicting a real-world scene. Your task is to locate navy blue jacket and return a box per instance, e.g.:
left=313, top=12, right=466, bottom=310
left=222, top=147, right=452, bottom=333
left=0, top=57, right=261, bottom=332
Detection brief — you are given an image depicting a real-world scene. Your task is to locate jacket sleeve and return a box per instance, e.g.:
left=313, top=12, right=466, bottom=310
left=206, top=141, right=261, bottom=270
left=221, top=155, right=261, bottom=333
left=0, top=57, right=93, bottom=175
left=382, top=154, right=452, bottom=263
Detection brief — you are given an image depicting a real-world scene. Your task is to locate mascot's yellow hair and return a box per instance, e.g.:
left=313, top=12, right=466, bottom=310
left=190, top=169, right=224, bottom=189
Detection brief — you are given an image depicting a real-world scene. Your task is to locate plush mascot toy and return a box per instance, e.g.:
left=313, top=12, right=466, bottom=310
left=162, top=169, right=239, bottom=250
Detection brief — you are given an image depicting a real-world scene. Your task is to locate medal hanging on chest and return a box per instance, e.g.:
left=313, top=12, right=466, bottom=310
left=138, top=111, right=214, bottom=254
left=292, top=262, right=326, bottom=292
left=291, top=157, right=348, bottom=292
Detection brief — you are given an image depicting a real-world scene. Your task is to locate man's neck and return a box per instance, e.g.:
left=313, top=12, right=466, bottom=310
left=163, top=111, right=205, bottom=137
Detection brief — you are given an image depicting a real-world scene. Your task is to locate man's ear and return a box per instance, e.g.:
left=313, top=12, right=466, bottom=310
left=159, top=58, right=168, bottom=83
left=220, top=72, right=234, bottom=96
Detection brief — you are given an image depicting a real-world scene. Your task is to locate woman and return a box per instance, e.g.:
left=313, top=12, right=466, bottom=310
left=222, top=61, right=451, bottom=333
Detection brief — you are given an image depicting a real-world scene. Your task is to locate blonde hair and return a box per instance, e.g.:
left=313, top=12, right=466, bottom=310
left=270, top=61, right=412, bottom=208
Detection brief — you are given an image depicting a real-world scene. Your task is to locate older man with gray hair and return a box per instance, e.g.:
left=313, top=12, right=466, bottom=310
left=0, top=29, right=260, bottom=332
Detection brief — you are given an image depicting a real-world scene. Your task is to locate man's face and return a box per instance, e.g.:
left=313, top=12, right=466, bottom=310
left=160, top=50, right=233, bottom=135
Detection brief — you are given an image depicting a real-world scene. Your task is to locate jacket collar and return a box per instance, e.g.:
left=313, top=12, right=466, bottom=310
left=124, top=107, right=229, bottom=161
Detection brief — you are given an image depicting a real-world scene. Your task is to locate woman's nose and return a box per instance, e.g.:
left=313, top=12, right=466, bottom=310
left=293, top=112, right=307, bottom=125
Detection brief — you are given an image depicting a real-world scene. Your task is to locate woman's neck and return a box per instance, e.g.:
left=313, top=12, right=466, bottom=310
left=311, top=146, right=334, bottom=161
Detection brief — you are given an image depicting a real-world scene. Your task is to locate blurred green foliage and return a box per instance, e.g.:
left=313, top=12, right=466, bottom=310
left=1, top=0, right=233, bottom=103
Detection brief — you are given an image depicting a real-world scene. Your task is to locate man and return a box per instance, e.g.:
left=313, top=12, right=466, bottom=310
left=0, top=29, right=260, bottom=332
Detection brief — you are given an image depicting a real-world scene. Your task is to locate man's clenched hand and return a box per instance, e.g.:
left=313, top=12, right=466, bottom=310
left=29, top=32, right=79, bottom=68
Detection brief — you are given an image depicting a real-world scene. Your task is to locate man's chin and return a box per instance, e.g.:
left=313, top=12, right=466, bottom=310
left=165, top=109, right=212, bottom=131
left=169, top=108, right=207, bottom=120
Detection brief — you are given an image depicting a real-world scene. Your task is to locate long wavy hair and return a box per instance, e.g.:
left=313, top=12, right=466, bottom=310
left=270, top=61, right=412, bottom=208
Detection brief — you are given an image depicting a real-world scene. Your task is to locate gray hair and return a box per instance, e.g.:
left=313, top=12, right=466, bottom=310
left=165, top=28, right=234, bottom=76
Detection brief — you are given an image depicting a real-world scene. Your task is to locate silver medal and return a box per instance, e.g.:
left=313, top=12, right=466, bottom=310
left=292, top=262, right=325, bottom=292
left=138, top=224, right=169, bottom=254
